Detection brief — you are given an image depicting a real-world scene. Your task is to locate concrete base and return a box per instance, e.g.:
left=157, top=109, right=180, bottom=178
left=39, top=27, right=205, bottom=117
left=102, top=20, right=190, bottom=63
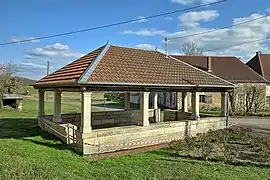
left=76, top=117, right=226, bottom=155
left=38, top=114, right=226, bottom=156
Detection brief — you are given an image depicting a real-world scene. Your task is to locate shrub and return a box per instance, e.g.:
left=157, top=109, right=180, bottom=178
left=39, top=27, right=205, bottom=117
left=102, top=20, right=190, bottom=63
left=194, top=133, right=214, bottom=160
left=104, top=92, right=124, bottom=102
left=171, top=136, right=197, bottom=157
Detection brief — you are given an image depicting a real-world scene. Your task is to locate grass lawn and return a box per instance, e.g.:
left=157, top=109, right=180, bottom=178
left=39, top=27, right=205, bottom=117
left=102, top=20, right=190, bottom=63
left=1, top=98, right=270, bottom=179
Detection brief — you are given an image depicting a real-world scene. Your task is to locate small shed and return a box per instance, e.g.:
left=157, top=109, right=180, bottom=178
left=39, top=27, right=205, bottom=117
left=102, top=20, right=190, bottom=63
left=2, top=93, right=23, bottom=108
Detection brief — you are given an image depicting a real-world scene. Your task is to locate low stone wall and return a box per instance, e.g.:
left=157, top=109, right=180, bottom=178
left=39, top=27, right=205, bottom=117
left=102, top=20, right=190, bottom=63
left=38, top=118, right=75, bottom=144
left=164, top=110, right=191, bottom=121
left=58, top=110, right=156, bottom=129
left=76, top=117, right=226, bottom=155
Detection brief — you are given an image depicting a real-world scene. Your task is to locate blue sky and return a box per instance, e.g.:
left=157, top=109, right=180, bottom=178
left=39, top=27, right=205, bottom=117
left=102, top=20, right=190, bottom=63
left=0, top=0, right=270, bottom=79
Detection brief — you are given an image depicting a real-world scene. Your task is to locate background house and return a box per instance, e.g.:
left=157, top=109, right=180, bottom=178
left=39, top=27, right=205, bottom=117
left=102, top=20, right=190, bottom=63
left=246, top=52, right=270, bottom=107
left=158, top=55, right=267, bottom=112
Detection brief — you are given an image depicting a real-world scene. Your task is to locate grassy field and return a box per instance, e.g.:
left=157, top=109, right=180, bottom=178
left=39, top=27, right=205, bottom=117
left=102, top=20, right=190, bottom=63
left=1, top=94, right=270, bottom=179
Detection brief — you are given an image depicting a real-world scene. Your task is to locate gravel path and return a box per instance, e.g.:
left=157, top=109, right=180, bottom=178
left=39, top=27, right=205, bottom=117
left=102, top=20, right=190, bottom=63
left=229, top=117, right=270, bottom=135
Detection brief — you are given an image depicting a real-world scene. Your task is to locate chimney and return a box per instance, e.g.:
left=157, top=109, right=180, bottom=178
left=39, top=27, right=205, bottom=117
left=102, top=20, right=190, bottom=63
left=207, top=57, right=212, bottom=73
left=256, top=51, right=261, bottom=56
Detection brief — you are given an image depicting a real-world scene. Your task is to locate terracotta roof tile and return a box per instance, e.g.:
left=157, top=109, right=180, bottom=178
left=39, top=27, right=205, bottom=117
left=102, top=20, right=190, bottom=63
left=259, top=54, right=270, bottom=81
left=173, top=55, right=266, bottom=83
left=35, top=45, right=106, bottom=84
left=34, top=44, right=233, bottom=88
left=87, top=45, right=232, bottom=86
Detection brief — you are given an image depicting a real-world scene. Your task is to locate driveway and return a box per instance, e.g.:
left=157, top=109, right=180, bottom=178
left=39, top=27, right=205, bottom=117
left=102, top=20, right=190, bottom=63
left=229, top=117, right=270, bottom=135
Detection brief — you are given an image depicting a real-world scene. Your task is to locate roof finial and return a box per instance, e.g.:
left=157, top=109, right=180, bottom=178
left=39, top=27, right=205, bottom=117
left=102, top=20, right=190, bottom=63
left=106, top=40, right=109, bottom=45
left=155, top=46, right=158, bottom=51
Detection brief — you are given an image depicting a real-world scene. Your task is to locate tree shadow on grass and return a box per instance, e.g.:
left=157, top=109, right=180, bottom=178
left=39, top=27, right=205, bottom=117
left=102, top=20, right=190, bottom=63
left=0, top=118, right=76, bottom=153
left=153, top=150, right=270, bottom=168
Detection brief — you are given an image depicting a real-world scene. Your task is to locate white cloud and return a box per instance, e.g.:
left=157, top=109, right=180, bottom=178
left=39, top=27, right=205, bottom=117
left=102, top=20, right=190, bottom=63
left=171, top=0, right=218, bottom=5
left=26, top=43, right=84, bottom=59
left=20, top=62, right=47, bottom=69
left=123, top=13, right=270, bottom=60
left=135, top=44, right=156, bottom=50
left=11, top=36, right=40, bottom=43
left=165, top=17, right=173, bottom=21
left=135, top=43, right=164, bottom=53
left=179, top=10, right=219, bottom=28
left=123, top=28, right=168, bottom=36
left=18, top=62, right=48, bottom=80
left=132, top=16, right=148, bottom=23
left=201, top=0, right=218, bottom=3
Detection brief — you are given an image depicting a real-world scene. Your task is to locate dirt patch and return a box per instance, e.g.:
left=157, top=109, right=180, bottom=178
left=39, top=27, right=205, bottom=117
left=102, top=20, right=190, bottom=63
left=86, top=143, right=170, bottom=161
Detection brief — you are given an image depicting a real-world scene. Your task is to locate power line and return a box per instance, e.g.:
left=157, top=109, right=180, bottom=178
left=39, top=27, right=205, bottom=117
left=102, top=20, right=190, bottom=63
left=0, top=0, right=229, bottom=46
left=168, top=13, right=269, bottom=40
left=205, top=36, right=270, bottom=52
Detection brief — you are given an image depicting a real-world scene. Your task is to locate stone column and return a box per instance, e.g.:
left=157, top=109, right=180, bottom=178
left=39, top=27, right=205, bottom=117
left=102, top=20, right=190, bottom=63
left=53, top=91, right=62, bottom=122
left=221, top=92, right=228, bottom=117
left=124, top=92, right=131, bottom=111
left=38, top=90, right=45, bottom=122
left=191, top=92, right=200, bottom=120
left=182, top=92, right=188, bottom=112
left=176, top=92, right=181, bottom=111
left=140, top=92, right=150, bottom=126
left=152, top=93, right=160, bottom=123
left=153, top=92, right=158, bottom=109
left=80, top=91, right=92, bottom=133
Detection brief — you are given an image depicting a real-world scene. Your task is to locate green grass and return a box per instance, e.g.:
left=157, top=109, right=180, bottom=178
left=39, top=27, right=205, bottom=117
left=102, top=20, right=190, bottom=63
left=1, top=118, right=270, bottom=180
left=1, top=98, right=270, bottom=179
left=200, top=110, right=221, bottom=116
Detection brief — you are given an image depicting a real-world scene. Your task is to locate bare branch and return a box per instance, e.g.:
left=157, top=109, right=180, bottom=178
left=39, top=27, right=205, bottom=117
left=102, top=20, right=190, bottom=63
left=180, top=42, right=204, bottom=56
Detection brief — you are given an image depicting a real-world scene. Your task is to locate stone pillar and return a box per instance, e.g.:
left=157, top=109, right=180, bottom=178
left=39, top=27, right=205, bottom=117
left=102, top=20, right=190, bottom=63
left=182, top=92, right=188, bottom=112
left=124, top=92, right=131, bottom=111
left=191, top=92, right=200, bottom=120
left=153, top=92, right=158, bottom=109
left=139, top=92, right=150, bottom=126
left=221, top=92, right=228, bottom=117
left=53, top=91, right=62, bottom=122
left=80, top=91, right=92, bottom=133
left=176, top=92, right=181, bottom=111
left=154, top=109, right=161, bottom=123
left=38, top=89, right=45, bottom=119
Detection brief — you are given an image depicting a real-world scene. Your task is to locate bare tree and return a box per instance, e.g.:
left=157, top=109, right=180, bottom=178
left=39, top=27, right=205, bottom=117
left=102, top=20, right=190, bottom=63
left=180, top=42, right=204, bottom=56
left=229, top=84, right=266, bottom=115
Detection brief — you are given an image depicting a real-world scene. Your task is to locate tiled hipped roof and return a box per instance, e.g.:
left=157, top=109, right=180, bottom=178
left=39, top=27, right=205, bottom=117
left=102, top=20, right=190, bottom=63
left=247, top=53, right=270, bottom=82
left=34, top=44, right=233, bottom=88
left=172, top=55, right=266, bottom=83
left=36, top=45, right=106, bottom=84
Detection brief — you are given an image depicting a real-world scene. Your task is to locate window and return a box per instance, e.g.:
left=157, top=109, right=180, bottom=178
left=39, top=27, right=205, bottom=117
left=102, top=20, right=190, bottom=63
left=199, top=95, right=212, bottom=104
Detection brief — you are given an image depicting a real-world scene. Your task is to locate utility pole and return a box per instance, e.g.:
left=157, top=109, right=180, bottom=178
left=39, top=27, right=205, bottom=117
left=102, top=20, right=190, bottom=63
left=165, top=37, right=168, bottom=57
left=47, top=60, right=50, bottom=75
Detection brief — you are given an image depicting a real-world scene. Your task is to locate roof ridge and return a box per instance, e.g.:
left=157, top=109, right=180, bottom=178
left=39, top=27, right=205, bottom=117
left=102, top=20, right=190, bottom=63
left=168, top=55, right=235, bottom=87
left=242, top=57, right=268, bottom=82
left=110, top=44, right=158, bottom=53
left=78, top=43, right=110, bottom=83
left=258, top=53, right=265, bottom=78
left=171, top=54, right=238, bottom=58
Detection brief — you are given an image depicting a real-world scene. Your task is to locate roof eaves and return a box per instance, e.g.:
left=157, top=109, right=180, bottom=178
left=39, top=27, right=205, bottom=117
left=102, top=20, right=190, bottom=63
left=78, top=43, right=110, bottom=83
left=78, top=81, right=234, bottom=88
left=168, top=55, right=235, bottom=87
